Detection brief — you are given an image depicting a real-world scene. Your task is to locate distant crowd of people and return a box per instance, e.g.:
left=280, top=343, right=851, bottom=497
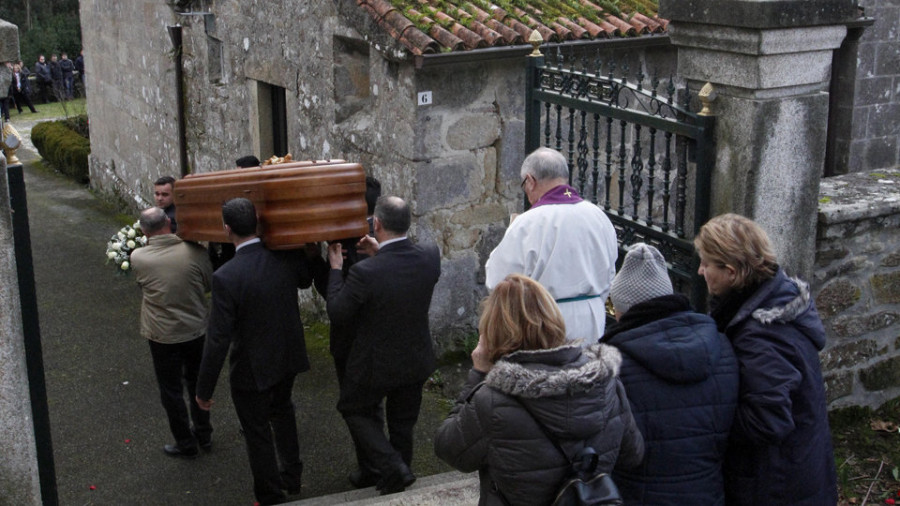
left=1, top=51, right=84, bottom=121
left=129, top=148, right=836, bottom=505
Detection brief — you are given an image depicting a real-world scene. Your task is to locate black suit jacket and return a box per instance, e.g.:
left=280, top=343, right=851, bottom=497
left=326, top=239, right=441, bottom=390
left=197, top=242, right=312, bottom=398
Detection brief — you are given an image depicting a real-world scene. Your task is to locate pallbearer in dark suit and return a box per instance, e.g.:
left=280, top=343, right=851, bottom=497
left=326, top=196, right=441, bottom=495
left=195, top=198, right=313, bottom=505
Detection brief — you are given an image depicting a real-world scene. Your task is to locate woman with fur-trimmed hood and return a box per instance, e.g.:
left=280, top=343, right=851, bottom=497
left=695, top=214, right=837, bottom=506
left=434, top=274, right=644, bottom=506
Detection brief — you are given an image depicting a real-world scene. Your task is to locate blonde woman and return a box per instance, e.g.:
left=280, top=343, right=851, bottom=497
left=695, top=214, right=836, bottom=506
left=435, top=274, right=643, bottom=505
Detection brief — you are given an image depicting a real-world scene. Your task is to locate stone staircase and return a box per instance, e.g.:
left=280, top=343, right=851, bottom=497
left=290, top=471, right=479, bottom=505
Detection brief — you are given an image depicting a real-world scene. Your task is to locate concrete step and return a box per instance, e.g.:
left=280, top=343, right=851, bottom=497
left=289, top=471, right=479, bottom=505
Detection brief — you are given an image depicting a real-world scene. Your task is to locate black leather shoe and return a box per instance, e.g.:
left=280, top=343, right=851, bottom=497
left=348, top=469, right=380, bottom=489
left=163, top=444, right=199, bottom=459
left=281, top=468, right=303, bottom=496
left=194, top=434, right=212, bottom=450
left=378, top=465, right=416, bottom=495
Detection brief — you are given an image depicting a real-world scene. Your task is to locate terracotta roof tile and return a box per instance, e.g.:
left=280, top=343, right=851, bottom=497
left=357, top=0, right=664, bottom=55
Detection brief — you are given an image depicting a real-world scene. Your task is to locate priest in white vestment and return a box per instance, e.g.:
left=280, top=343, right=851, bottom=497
left=485, top=147, right=618, bottom=344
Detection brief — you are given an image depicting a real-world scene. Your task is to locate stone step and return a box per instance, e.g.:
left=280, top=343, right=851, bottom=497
left=288, top=471, right=478, bottom=505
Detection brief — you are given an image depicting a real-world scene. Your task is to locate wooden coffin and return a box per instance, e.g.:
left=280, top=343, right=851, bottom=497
left=174, top=159, right=369, bottom=249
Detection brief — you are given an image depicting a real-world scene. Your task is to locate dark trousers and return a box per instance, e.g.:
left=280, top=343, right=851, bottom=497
left=148, top=336, right=212, bottom=448
left=37, top=81, right=52, bottom=103
left=231, top=375, right=303, bottom=505
left=333, top=355, right=382, bottom=477
left=12, top=88, right=37, bottom=113
left=1, top=97, right=9, bottom=120
left=339, top=380, right=424, bottom=479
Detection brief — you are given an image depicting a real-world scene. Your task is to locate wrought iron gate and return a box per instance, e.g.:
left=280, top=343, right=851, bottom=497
left=525, top=47, right=716, bottom=311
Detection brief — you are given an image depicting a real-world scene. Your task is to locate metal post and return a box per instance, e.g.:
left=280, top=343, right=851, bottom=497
left=7, top=163, right=59, bottom=506
left=523, top=32, right=545, bottom=212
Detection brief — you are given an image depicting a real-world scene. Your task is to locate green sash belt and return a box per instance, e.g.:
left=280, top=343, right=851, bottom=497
left=555, top=294, right=603, bottom=304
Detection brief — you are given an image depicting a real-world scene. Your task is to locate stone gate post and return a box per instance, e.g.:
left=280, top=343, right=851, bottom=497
left=0, top=156, right=42, bottom=505
left=659, top=0, right=855, bottom=279
left=1, top=18, right=42, bottom=505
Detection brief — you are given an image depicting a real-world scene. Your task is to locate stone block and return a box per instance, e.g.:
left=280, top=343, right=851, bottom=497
left=818, top=256, right=872, bottom=283
left=417, top=64, right=490, bottom=110
left=855, top=77, right=894, bottom=106
left=871, top=271, right=900, bottom=304
left=824, top=371, right=854, bottom=403
left=866, top=6, right=900, bottom=40
left=816, top=278, right=861, bottom=318
left=677, top=47, right=837, bottom=90
left=668, top=23, right=847, bottom=53
left=446, top=113, right=501, bottom=151
left=0, top=19, right=19, bottom=62
left=660, top=0, right=857, bottom=29
left=848, top=139, right=866, bottom=173
left=869, top=104, right=900, bottom=137
left=859, top=355, right=900, bottom=391
left=857, top=42, right=877, bottom=78
left=428, top=255, right=482, bottom=340
left=499, top=120, right=526, bottom=185
left=875, top=41, right=900, bottom=77
left=450, top=204, right=509, bottom=228
left=865, top=136, right=899, bottom=171
left=492, top=63, right=526, bottom=119
left=883, top=251, right=900, bottom=268
left=814, top=244, right=849, bottom=267
left=831, top=311, right=900, bottom=338
left=413, top=113, right=444, bottom=159
left=415, top=154, right=477, bottom=212
left=851, top=106, right=869, bottom=139
left=475, top=224, right=508, bottom=284
left=821, top=339, right=878, bottom=370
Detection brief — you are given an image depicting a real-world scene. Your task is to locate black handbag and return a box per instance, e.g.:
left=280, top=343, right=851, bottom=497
left=496, top=396, right=624, bottom=506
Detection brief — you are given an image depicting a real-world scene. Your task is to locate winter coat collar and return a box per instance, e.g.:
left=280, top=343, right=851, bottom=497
left=484, top=343, right=622, bottom=399
left=728, top=267, right=826, bottom=350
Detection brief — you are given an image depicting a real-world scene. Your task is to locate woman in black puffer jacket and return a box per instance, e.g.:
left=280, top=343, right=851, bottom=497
left=435, top=274, right=644, bottom=506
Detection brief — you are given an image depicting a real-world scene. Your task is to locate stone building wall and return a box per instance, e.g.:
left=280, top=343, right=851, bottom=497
left=850, top=0, right=899, bottom=172
left=79, top=0, right=676, bottom=351
left=814, top=169, right=900, bottom=409
left=827, top=1, right=900, bottom=175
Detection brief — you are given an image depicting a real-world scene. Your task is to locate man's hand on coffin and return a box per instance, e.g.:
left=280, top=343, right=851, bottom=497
left=303, top=242, right=323, bottom=259
left=356, top=235, right=379, bottom=257
left=328, top=242, right=345, bottom=269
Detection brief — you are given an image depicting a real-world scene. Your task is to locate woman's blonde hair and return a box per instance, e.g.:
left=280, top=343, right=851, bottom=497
left=694, top=213, right=778, bottom=290
left=479, top=274, right=567, bottom=363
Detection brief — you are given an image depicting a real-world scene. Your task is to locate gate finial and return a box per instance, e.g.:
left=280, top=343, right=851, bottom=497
left=528, top=30, right=544, bottom=57
left=698, top=82, right=717, bottom=116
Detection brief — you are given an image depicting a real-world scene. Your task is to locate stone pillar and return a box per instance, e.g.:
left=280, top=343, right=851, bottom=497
left=0, top=18, right=41, bottom=506
left=660, top=0, right=854, bottom=279
left=0, top=159, right=41, bottom=505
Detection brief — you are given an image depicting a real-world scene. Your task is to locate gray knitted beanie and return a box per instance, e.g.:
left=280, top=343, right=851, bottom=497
left=609, top=242, right=673, bottom=314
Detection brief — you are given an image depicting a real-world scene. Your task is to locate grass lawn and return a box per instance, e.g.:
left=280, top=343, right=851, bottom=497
left=833, top=398, right=900, bottom=505
left=7, top=97, right=87, bottom=122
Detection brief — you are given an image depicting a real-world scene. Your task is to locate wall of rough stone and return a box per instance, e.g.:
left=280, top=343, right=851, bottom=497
left=814, top=169, right=900, bottom=409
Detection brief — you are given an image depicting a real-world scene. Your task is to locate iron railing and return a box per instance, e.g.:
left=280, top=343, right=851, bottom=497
left=525, top=47, right=716, bottom=311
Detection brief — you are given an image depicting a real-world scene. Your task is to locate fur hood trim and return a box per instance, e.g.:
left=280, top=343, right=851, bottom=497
left=751, top=276, right=810, bottom=325
left=484, top=343, right=622, bottom=399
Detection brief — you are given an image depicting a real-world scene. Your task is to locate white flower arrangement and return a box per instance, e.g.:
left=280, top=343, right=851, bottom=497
left=105, top=221, right=147, bottom=273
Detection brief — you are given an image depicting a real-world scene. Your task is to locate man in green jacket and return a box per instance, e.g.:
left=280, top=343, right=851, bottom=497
left=131, top=206, right=213, bottom=458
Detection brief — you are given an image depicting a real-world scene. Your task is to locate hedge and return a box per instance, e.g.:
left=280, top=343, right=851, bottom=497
left=31, top=116, right=91, bottom=183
